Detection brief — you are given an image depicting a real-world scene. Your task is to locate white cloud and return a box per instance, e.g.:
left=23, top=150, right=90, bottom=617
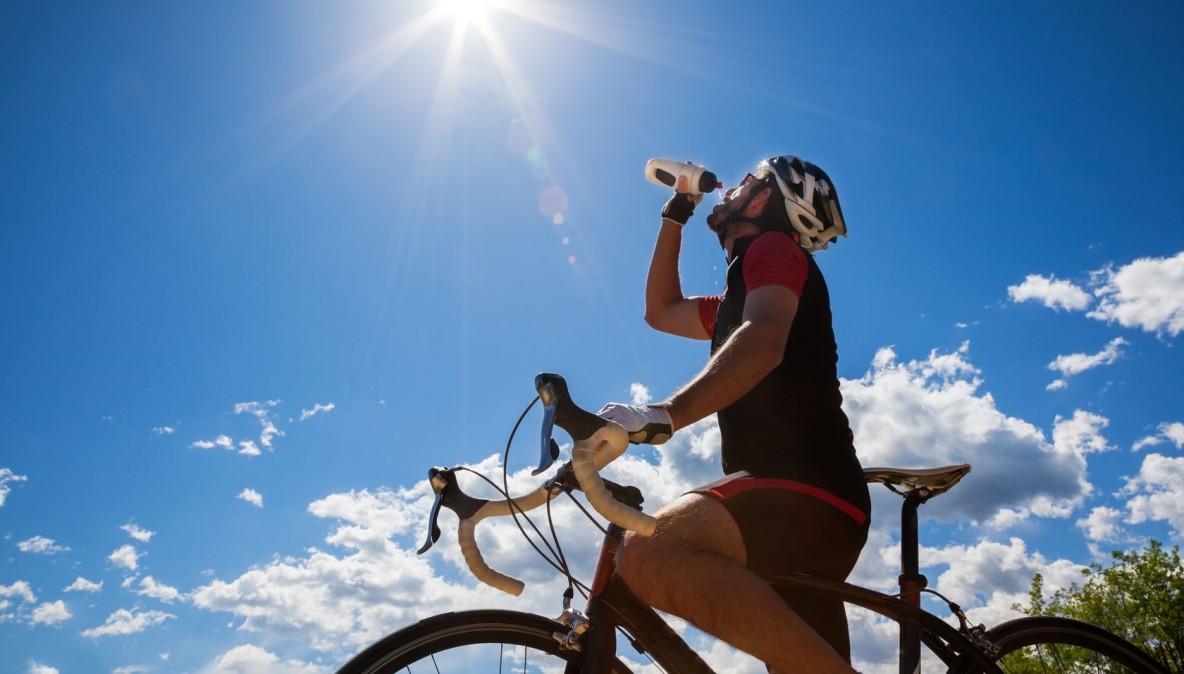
left=31, top=600, right=72, bottom=625
left=18, top=536, right=70, bottom=555
left=1077, top=506, right=1126, bottom=543
left=1088, top=251, right=1184, bottom=336
left=1008, top=274, right=1093, bottom=311
left=122, top=523, right=156, bottom=543
left=1132, top=421, right=1184, bottom=452
left=113, top=666, right=151, bottom=674
left=1050, top=410, right=1114, bottom=456
left=190, top=483, right=492, bottom=653
left=1046, top=337, right=1128, bottom=389
left=238, top=440, right=262, bottom=457
left=238, top=489, right=264, bottom=508
left=109, top=544, right=143, bottom=571
left=1, top=580, right=37, bottom=605
left=27, top=662, right=59, bottom=674
left=839, top=343, right=1093, bottom=527
left=1122, top=453, right=1184, bottom=539
left=629, top=383, right=652, bottom=405
left=192, top=435, right=235, bottom=450
left=235, top=400, right=284, bottom=450
left=1, top=467, right=28, bottom=506
left=81, top=608, right=175, bottom=638
left=152, top=426, right=175, bottom=436
left=64, top=577, right=103, bottom=593
left=135, top=576, right=182, bottom=603
left=299, top=403, right=335, bottom=421
left=1008, top=273, right=1089, bottom=310
left=199, top=644, right=329, bottom=674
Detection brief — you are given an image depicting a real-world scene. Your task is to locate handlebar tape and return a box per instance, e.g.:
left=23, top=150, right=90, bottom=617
left=572, top=437, right=657, bottom=537
left=456, top=486, right=553, bottom=596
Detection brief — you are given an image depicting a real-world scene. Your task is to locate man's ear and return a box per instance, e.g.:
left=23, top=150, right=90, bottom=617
left=744, top=186, right=775, bottom=218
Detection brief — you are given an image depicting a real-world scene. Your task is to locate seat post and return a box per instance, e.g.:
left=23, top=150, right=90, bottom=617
left=899, top=490, right=928, bottom=674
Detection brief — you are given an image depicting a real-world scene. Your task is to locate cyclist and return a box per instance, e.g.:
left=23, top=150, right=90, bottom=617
left=599, top=156, right=871, bottom=673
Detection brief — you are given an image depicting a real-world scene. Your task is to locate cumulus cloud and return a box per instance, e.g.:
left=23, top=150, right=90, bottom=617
left=1133, top=421, right=1184, bottom=452
left=64, top=577, right=103, bottom=593
left=1088, top=251, right=1184, bottom=336
left=82, top=608, right=175, bottom=638
left=27, top=662, right=59, bottom=674
left=18, top=536, right=69, bottom=555
left=1008, top=274, right=1093, bottom=311
left=1077, top=506, right=1126, bottom=543
left=1122, top=453, right=1184, bottom=539
left=0, top=468, right=28, bottom=506
left=235, top=401, right=284, bottom=450
left=121, top=523, right=156, bottom=543
left=238, top=489, right=264, bottom=508
left=839, top=343, right=1093, bottom=527
left=191, top=435, right=234, bottom=451
left=135, top=576, right=182, bottom=603
left=299, top=403, right=335, bottom=421
left=109, top=544, right=143, bottom=571
left=629, top=383, right=653, bottom=405
left=199, top=644, right=329, bottom=674
left=31, top=600, right=71, bottom=626
left=1, top=580, right=37, bottom=607
left=1045, top=337, right=1127, bottom=390
left=1011, top=251, right=1184, bottom=337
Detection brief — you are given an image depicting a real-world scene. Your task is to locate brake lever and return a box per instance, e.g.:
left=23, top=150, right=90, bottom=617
left=533, top=381, right=562, bottom=476
left=417, top=467, right=488, bottom=555
left=533, top=373, right=610, bottom=478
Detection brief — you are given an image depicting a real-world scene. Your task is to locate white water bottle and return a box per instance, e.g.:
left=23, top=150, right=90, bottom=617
left=644, top=158, right=721, bottom=196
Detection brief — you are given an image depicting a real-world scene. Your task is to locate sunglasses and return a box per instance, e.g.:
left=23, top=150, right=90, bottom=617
left=722, top=173, right=761, bottom=201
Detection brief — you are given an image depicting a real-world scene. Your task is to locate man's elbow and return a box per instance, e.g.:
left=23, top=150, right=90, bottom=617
left=643, top=308, right=669, bottom=332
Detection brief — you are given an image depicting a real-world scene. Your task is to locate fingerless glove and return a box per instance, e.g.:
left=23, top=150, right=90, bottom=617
left=661, top=193, right=697, bottom=225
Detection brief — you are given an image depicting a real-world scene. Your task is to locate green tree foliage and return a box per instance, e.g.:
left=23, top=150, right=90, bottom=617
left=1016, top=540, right=1183, bottom=672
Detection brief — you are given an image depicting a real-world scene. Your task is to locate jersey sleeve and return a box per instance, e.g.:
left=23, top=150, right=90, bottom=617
left=698, top=295, right=722, bottom=337
left=742, top=231, right=808, bottom=298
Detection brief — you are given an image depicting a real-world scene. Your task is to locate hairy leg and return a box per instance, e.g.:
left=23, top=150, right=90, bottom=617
left=615, top=493, right=856, bottom=673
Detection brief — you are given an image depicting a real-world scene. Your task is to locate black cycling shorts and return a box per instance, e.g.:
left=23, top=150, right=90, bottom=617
left=691, top=472, right=871, bottom=662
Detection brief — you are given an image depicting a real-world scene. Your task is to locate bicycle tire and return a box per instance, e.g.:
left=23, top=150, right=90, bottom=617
left=335, top=609, right=636, bottom=674
left=953, top=615, right=1169, bottom=674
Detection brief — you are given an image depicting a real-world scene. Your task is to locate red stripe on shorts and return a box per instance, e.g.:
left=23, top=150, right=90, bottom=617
left=705, top=476, right=868, bottom=526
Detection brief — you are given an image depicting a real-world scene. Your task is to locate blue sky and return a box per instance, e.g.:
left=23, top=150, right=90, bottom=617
left=2, top=1, right=1183, bottom=672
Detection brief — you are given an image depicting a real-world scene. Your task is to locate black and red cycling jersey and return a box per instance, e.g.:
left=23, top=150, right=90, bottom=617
left=697, top=231, right=870, bottom=523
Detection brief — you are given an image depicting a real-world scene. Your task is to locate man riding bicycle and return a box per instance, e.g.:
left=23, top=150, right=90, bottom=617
left=599, top=156, right=871, bottom=673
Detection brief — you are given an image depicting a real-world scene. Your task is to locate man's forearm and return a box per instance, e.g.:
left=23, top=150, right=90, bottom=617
left=644, top=219, right=699, bottom=336
left=646, top=220, right=686, bottom=317
left=664, top=320, right=784, bottom=430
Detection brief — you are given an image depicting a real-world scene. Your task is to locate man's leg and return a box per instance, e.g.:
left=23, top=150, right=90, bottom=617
left=614, top=493, right=856, bottom=673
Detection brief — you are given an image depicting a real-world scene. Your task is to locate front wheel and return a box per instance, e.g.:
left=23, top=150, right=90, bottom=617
left=957, top=615, right=1169, bottom=673
left=335, top=609, right=635, bottom=674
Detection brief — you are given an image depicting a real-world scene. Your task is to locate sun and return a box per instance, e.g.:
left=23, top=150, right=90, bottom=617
left=439, top=0, right=496, bottom=23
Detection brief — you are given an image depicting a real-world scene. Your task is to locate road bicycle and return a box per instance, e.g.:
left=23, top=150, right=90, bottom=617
left=336, top=374, right=1169, bottom=673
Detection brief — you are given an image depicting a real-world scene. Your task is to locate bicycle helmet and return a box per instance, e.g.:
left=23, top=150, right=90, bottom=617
left=759, top=155, right=847, bottom=252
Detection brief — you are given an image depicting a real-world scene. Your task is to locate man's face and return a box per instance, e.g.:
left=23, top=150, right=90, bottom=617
left=706, top=172, right=765, bottom=233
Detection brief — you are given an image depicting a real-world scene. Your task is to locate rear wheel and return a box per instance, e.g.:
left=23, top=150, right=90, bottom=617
left=335, top=609, right=635, bottom=673
left=959, top=615, right=1168, bottom=673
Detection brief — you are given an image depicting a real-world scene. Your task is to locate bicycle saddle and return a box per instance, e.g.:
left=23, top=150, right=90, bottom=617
left=862, top=464, right=971, bottom=500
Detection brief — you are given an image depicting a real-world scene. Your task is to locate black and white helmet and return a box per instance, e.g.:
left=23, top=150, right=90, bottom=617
left=760, top=155, right=847, bottom=252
